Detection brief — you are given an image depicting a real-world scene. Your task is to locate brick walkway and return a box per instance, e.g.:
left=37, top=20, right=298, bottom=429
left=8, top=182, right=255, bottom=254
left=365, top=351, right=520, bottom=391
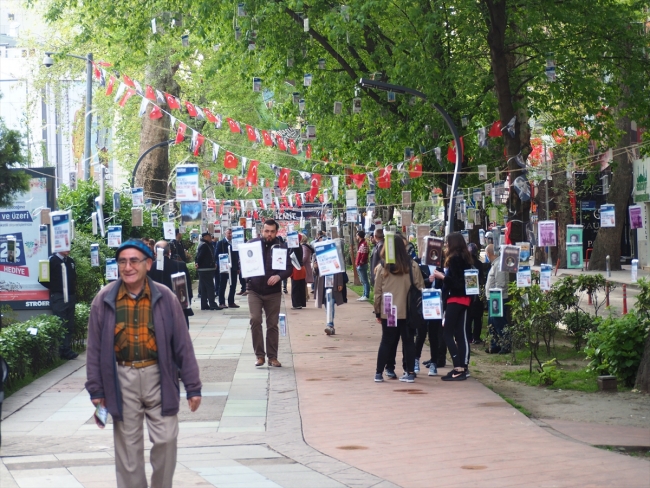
left=1, top=285, right=649, bottom=487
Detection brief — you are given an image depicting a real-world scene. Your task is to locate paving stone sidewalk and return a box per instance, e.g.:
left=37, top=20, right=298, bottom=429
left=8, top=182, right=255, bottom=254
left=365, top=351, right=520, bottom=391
left=1, top=285, right=649, bottom=488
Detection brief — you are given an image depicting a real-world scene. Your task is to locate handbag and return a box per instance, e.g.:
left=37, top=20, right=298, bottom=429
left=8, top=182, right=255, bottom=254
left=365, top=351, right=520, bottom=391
left=292, top=265, right=307, bottom=281
left=407, top=264, right=425, bottom=329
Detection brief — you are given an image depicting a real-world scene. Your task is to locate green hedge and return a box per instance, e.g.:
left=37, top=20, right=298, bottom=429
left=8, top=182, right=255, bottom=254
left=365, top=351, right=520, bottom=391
left=0, top=314, right=64, bottom=388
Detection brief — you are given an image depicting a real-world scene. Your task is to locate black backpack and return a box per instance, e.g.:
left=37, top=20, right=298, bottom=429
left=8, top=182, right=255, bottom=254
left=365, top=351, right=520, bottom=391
left=407, top=264, right=425, bottom=329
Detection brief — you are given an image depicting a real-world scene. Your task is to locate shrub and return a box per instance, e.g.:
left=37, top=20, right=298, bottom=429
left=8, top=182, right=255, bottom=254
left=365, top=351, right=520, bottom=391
left=564, top=310, right=594, bottom=351
left=0, top=314, right=65, bottom=388
left=73, top=302, right=91, bottom=351
left=69, top=231, right=113, bottom=305
left=585, top=311, right=649, bottom=387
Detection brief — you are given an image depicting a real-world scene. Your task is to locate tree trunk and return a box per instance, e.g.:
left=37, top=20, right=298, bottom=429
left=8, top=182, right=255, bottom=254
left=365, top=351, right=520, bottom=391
left=553, top=151, right=571, bottom=268
left=483, top=0, right=529, bottom=244
left=588, top=117, right=632, bottom=271
left=135, top=60, right=179, bottom=205
left=634, top=332, right=650, bottom=393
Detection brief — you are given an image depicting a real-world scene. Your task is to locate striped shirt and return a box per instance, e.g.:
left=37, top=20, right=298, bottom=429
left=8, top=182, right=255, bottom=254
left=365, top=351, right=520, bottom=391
left=114, top=281, right=157, bottom=362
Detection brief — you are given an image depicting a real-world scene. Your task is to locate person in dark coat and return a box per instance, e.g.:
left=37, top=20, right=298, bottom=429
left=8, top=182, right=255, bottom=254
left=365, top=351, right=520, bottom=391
left=149, top=241, right=194, bottom=327
left=290, top=235, right=306, bottom=309
left=467, top=243, right=486, bottom=344
left=215, top=228, right=240, bottom=308
left=194, top=232, right=220, bottom=310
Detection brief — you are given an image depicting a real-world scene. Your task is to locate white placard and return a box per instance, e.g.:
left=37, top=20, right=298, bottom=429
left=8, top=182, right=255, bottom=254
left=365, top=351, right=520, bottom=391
left=219, top=254, right=230, bottom=273
left=156, top=247, right=164, bottom=270
left=231, top=226, right=245, bottom=251
left=163, top=222, right=176, bottom=240
left=422, top=289, right=442, bottom=320
left=107, top=225, right=122, bottom=248
left=176, top=164, right=200, bottom=201
left=516, top=266, right=532, bottom=287
left=272, top=247, right=288, bottom=270
left=239, top=240, right=265, bottom=278
left=314, top=240, right=343, bottom=276
left=540, top=264, right=552, bottom=291
left=106, top=258, right=118, bottom=281
left=287, top=231, right=300, bottom=248
left=600, top=204, right=615, bottom=228
left=50, top=211, right=72, bottom=253
left=90, top=244, right=100, bottom=267
left=131, top=187, right=144, bottom=207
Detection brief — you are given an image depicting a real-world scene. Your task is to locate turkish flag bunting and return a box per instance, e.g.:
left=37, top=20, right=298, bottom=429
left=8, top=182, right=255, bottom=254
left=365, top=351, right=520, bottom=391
left=224, top=151, right=238, bottom=169
left=447, top=137, right=464, bottom=164
left=105, top=76, right=116, bottom=96
left=262, top=130, right=273, bottom=146
left=226, top=118, right=240, bottom=133
left=408, top=157, right=423, bottom=178
left=289, top=139, right=298, bottom=155
left=145, top=85, right=157, bottom=101
left=92, top=63, right=101, bottom=80
left=175, top=123, right=187, bottom=144
left=121, top=74, right=135, bottom=88
left=295, top=194, right=302, bottom=207
left=378, top=165, right=392, bottom=189
left=350, top=173, right=366, bottom=189
left=279, top=168, right=291, bottom=190
left=193, top=134, right=205, bottom=156
left=203, top=108, right=217, bottom=123
left=309, top=174, right=322, bottom=198
left=276, top=135, right=287, bottom=151
left=149, top=104, right=163, bottom=120
left=184, top=101, right=198, bottom=117
left=282, top=196, right=289, bottom=208
left=488, top=120, right=502, bottom=137
left=119, top=88, right=136, bottom=107
left=164, top=93, right=181, bottom=110
left=246, top=125, right=256, bottom=142
left=306, top=144, right=312, bottom=159
left=247, top=160, right=259, bottom=185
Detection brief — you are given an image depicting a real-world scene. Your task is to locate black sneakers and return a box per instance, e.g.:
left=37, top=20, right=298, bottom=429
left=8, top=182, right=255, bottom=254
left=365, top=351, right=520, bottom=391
left=441, top=369, right=467, bottom=381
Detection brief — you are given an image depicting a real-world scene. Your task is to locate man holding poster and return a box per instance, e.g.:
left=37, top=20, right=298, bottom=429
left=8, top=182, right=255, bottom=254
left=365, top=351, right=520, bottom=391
left=246, top=219, right=293, bottom=367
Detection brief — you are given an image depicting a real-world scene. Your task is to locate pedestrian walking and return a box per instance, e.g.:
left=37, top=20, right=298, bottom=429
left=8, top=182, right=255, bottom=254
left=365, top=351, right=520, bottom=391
left=355, top=230, right=370, bottom=301
left=194, top=232, right=221, bottom=310
left=315, top=271, right=345, bottom=335
left=215, top=228, right=241, bottom=308
left=246, top=219, right=293, bottom=367
left=373, top=237, right=425, bottom=383
left=290, top=235, right=307, bottom=309
left=85, top=239, right=202, bottom=488
left=369, top=228, right=384, bottom=288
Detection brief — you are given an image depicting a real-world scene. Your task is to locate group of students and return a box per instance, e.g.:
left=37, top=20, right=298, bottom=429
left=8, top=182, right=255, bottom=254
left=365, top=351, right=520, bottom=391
left=372, top=231, right=504, bottom=383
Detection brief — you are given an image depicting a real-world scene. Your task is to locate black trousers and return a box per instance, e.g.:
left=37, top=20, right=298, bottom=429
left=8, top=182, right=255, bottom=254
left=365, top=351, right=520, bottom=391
left=443, top=303, right=469, bottom=368
left=214, top=270, right=221, bottom=298
left=239, top=274, right=247, bottom=292
left=219, top=271, right=237, bottom=306
left=415, top=319, right=443, bottom=362
left=291, top=278, right=306, bottom=307
left=198, top=270, right=217, bottom=309
left=467, top=313, right=483, bottom=342
left=51, top=293, right=76, bottom=354
left=376, top=319, right=415, bottom=375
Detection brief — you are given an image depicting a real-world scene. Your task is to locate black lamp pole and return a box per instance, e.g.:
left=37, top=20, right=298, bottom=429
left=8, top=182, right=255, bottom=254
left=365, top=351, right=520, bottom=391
left=131, top=139, right=175, bottom=189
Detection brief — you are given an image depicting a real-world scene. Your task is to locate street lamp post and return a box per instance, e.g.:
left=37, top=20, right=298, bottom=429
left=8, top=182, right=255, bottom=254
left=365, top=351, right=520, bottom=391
left=358, top=79, right=463, bottom=236
left=43, top=52, right=94, bottom=181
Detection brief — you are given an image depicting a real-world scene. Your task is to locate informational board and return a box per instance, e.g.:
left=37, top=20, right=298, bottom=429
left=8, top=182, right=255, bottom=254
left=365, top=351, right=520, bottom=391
left=176, top=164, right=200, bottom=201
left=0, top=168, right=56, bottom=310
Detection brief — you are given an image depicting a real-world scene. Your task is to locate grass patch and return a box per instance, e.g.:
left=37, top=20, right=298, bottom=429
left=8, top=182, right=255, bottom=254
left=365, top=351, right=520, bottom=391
left=481, top=343, right=589, bottom=366
left=503, top=368, right=599, bottom=392
left=347, top=284, right=374, bottom=303
left=486, top=386, right=532, bottom=417
left=4, top=358, right=68, bottom=398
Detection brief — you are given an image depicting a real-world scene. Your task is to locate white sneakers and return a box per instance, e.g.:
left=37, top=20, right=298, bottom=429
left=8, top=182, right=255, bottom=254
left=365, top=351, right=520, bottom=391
left=356, top=296, right=369, bottom=302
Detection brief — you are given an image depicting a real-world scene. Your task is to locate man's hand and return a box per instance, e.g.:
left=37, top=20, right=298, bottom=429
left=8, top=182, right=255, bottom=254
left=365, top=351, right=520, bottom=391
left=376, top=317, right=382, bottom=324
left=337, top=285, right=343, bottom=291
left=91, top=398, right=104, bottom=407
left=188, top=396, right=201, bottom=412
left=194, top=263, right=199, bottom=269
left=267, top=275, right=281, bottom=286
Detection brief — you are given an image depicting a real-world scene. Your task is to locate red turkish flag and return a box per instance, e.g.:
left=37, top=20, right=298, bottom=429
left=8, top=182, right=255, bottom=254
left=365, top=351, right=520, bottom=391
left=279, top=168, right=290, bottom=190
left=224, top=151, right=238, bottom=169
left=175, top=123, right=187, bottom=144
left=203, top=108, right=217, bottom=123
left=447, top=137, right=464, bottom=164
left=226, top=118, right=240, bottom=133
left=92, top=62, right=101, bottom=80
left=488, top=120, right=502, bottom=137
left=295, top=194, right=302, bottom=207
left=145, top=85, right=156, bottom=101
left=193, top=134, right=205, bottom=156
left=378, top=165, right=392, bottom=189
left=350, top=173, right=366, bottom=189
left=118, top=88, right=136, bottom=107
left=121, top=74, right=135, bottom=88
left=105, top=76, right=116, bottom=96
left=262, top=130, right=273, bottom=146
left=184, top=101, right=198, bottom=117
left=149, top=105, right=163, bottom=119
left=306, top=144, right=312, bottom=159
left=246, top=125, right=256, bottom=142
left=164, top=93, right=181, bottom=110
left=275, top=134, right=287, bottom=151
left=408, top=157, right=423, bottom=178
left=246, top=160, right=259, bottom=185
left=289, top=139, right=298, bottom=155
left=309, top=174, right=322, bottom=198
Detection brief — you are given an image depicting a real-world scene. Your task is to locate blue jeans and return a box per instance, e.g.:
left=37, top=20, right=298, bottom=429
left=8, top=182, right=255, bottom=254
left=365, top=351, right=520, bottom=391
left=356, top=264, right=370, bottom=298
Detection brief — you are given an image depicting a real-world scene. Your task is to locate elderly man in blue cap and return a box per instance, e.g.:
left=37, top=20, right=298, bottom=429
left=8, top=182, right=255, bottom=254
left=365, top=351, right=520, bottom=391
left=85, top=239, right=202, bottom=488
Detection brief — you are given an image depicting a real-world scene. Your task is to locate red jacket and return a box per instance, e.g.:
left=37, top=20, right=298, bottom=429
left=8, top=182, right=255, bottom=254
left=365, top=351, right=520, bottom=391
left=356, top=238, right=369, bottom=267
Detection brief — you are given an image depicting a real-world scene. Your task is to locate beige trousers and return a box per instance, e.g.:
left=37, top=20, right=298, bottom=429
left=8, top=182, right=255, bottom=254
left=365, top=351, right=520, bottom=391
left=248, top=291, right=281, bottom=359
left=114, top=364, right=178, bottom=488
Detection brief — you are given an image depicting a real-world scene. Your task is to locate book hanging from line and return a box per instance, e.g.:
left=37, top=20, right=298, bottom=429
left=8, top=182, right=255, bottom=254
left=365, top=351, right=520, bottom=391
left=499, top=245, right=521, bottom=273
left=489, top=289, right=503, bottom=318
left=171, top=271, right=191, bottom=309
left=464, top=269, right=479, bottom=295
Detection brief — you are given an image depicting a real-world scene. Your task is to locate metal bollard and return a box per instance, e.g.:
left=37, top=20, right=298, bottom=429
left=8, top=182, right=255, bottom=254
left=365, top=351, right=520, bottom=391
left=623, top=285, right=627, bottom=315
left=606, top=255, right=611, bottom=278
left=606, top=282, right=610, bottom=307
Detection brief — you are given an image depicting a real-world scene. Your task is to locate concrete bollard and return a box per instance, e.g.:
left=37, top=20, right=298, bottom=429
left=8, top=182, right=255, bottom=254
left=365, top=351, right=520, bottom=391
left=597, top=375, right=617, bottom=391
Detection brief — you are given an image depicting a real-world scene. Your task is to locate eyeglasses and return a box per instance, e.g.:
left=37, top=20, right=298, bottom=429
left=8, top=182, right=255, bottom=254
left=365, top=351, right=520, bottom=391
left=117, top=257, right=149, bottom=267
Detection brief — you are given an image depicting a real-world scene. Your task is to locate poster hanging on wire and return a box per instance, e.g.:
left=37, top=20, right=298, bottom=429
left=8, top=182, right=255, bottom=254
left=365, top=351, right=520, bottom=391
left=176, top=164, right=200, bottom=201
